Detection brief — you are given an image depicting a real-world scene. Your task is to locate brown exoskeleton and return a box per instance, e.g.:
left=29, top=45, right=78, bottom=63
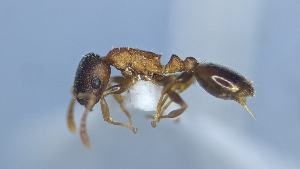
left=67, top=47, right=255, bottom=147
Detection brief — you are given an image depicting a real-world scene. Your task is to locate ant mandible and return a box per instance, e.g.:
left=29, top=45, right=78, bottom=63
left=67, top=47, right=255, bottom=147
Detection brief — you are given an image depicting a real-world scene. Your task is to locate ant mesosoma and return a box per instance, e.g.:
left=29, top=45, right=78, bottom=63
left=67, top=47, right=255, bottom=147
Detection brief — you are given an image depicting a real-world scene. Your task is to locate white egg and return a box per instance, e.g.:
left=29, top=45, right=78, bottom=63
left=123, top=80, right=163, bottom=111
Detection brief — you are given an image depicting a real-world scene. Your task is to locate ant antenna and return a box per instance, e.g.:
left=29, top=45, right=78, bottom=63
left=80, top=107, right=91, bottom=148
left=67, top=97, right=76, bottom=133
left=79, top=93, right=97, bottom=148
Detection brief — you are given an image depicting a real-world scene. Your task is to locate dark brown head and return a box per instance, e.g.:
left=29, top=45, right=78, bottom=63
left=194, top=63, right=255, bottom=118
left=73, top=53, right=111, bottom=107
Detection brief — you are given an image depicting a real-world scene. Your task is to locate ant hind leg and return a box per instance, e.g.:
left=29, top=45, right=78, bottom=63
left=152, top=72, right=193, bottom=127
left=160, top=90, right=187, bottom=119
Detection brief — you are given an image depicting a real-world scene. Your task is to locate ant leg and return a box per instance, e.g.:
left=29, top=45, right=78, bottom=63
left=112, top=94, right=135, bottom=132
left=151, top=76, right=176, bottom=127
left=101, top=76, right=137, bottom=133
left=152, top=72, right=193, bottom=127
left=152, top=90, right=188, bottom=128
left=100, top=97, right=137, bottom=133
left=160, top=73, right=194, bottom=116
left=160, top=90, right=187, bottom=119
left=145, top=94, right=169, bottom=121
left=103, top=76, right=135, bottom=96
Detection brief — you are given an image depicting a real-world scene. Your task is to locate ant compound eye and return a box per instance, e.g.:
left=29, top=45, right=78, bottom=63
left=91, top=78, right=101, bottom=89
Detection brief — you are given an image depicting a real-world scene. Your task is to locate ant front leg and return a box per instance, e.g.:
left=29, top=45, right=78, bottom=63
left=151, top=72, right=193, bottom=128
left=100, top=98, right=137, bottom=133
left=101, top=76, right=137, bottom=133
left=111, top=76, right=137, bottom=132
left=112, top=94, right=135, bottom=131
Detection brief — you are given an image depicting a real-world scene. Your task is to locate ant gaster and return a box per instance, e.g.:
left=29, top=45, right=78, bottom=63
left=67, top=47, right=255, bottom=147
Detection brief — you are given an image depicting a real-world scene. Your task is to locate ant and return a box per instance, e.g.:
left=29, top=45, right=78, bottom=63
left=67, top=47, right=255, bottom=147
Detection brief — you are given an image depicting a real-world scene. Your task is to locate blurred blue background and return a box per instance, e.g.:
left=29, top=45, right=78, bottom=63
left=0, top=0, right=299, bottom=169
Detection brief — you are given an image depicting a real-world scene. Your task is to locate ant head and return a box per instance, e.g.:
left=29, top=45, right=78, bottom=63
left=73, top=53, right=111, bottom=107
left=195, top=63, right=255, bottom=118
